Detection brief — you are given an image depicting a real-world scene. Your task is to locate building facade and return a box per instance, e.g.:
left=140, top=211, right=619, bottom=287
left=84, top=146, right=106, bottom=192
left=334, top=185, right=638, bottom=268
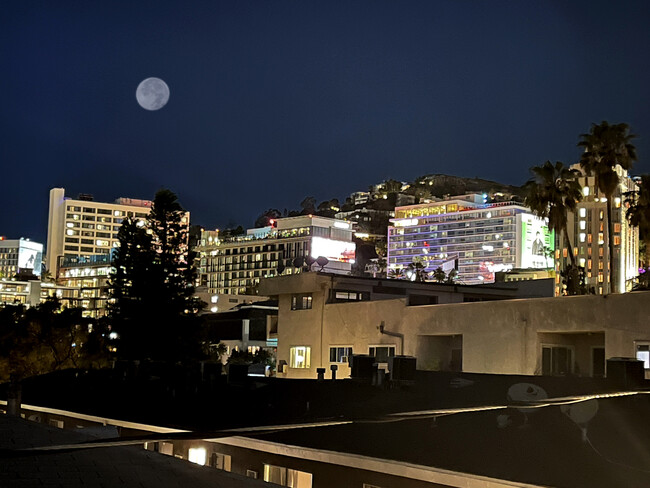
left=0, top=238, right=43, bottom=278
left=259, top=272, right=554, bottom=379
left=557, top=164, right=638, bottom=295
left=259, top=272, right=650, bottom=381
left=197, top=216, right=356, bottom=300
left=46, top=188, right=153, bottom=274
left=388, top=194, right=553, bottom=285
left=56, top=254, right=112, bottom=318
left=0, top=278, right=77, bottom=308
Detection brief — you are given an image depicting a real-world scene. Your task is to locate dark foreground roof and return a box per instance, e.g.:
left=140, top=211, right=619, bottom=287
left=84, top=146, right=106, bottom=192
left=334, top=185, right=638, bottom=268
left=249, top=394, right=650, bottom=488
left=0, top=416, right=265, bottom=488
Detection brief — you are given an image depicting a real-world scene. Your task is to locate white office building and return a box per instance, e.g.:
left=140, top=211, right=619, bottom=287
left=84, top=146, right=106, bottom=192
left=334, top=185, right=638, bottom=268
left=46, top=188, right=152, bottom=274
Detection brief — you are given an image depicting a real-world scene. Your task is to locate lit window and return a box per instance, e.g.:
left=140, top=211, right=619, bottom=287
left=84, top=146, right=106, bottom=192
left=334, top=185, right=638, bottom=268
left=188, top=447, right=206, bottom=466
left=291, top=293, right=312, bottom=310
left=263, top=465, right=312, bottom=487
left=579, top=233, right=586, bottom=243
left=615, top=197, right=621, bottom=208
left=579, top=258, right=586, bottom=267
left=290, top=347, right=311, bottom=369
left=614, top=223, right=621, bottom=233
left=598, top=233, right=604, bottom=245
left=636, top=344, right=650, bottom=369
left=579, top=208, right=587, bottom=218
left=583, top=186, right=590, bottom=196
left=579, top=221, right=586, bottom=230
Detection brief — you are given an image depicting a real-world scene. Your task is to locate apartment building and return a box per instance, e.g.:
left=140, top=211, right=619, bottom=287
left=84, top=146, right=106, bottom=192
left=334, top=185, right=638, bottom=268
left=259, top=272, right=649, bottom=381
left=46, top=188, right=152, bottom=274
left=388, top=194, right=553, bottom=285
left=197, top=216, right=355, bottom=301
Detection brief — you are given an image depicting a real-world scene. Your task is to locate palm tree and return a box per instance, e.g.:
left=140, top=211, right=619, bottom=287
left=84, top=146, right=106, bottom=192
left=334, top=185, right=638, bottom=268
left=626, top=174, right=650, bottom=267
left=406, top=258, right=427, bottom=282
left=578, top=121, right=637, bottom=293
left=388, top=266, right=405, bottom=280
left=524, top=161, right=583, bottom=294
left=433, top=266, right=446, bottom=283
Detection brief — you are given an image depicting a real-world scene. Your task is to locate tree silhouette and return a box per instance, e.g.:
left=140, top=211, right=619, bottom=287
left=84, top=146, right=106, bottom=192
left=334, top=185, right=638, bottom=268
left=433, top=266, right=446, bottom=283
left=110, top=189, right=202, bottom=361
left=525, top=161, right=583, bottom=295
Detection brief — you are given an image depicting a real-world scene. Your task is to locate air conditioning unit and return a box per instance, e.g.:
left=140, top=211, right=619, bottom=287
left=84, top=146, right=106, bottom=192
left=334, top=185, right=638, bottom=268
left=341, top=356, right=348, bottom=363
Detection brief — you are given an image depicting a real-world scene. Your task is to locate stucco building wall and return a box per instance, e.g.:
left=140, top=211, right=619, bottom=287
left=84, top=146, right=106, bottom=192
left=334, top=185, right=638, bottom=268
left=275, top=281, right=650, bottom=378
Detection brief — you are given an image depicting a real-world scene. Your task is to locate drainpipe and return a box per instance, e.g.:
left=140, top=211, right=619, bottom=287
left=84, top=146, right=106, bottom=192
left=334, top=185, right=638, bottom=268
left=318, top=277, right=333, bottom=371
left=378, top=321, right=404, bottom=355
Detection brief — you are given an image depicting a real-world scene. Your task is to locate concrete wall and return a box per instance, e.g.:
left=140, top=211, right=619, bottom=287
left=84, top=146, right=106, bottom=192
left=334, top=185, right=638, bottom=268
left=277, top=289, right=650, bottom=379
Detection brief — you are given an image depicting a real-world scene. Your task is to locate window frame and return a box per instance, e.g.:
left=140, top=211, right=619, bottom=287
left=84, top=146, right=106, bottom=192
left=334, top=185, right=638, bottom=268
left=291, top=293, right=313, bottom=310
left=329, top=346, right=353, bottom=363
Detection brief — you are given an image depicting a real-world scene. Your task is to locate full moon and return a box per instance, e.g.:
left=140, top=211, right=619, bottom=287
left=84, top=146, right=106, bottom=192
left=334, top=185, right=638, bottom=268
left=136, top=77, right=170, bottom=111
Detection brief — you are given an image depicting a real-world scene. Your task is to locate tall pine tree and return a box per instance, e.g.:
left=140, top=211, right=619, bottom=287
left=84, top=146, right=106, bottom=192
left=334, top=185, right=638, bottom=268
left=109, top=189, right=202, bottom=361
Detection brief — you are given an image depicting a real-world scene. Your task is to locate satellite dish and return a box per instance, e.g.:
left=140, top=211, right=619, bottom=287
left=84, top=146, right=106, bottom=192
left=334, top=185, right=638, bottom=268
left=507, top=383, right=548, bottom=425
left=305, top=255, right=316, bottom=267
left=316, top=256, right=329, bottom=269
left=561, top=399, right=599, bottom=441
left=293, top=257, right=304, bottom=268
left=285, top=258, right=293, bottom=267
left=507, top=383, right=548, bottom=403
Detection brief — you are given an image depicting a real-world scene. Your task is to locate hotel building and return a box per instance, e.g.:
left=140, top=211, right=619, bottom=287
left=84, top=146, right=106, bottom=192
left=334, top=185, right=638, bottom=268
left=197, top=215, right=355, bottom=306
left=46, top=188, right=152, bottom=275
left=56, top=254, right=113, bottom=318
left=0, top=238, right=43, bottom=278
left=388, top=194, right=553, bottom=285
left=559, top=164, right=638, bottom=295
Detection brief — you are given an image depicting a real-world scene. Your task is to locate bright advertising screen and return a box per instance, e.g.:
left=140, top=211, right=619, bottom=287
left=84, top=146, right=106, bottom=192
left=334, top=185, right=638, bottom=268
left=18, top=241, right=43, bottom=276
left=520, top=214, right=554, bottom=269
left=310, top=237, right=356, bottom=263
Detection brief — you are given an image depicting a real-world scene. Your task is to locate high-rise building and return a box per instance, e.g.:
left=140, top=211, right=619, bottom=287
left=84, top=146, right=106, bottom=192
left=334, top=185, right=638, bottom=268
left=388, top=194, right=553, bottom=285
left=0, top=237, right=43, bottom=278
left=558, top=164, right=638, bottom=295
left=197, top=215, right=356, bottom=303
left=46, top=188, right=152, bottom=274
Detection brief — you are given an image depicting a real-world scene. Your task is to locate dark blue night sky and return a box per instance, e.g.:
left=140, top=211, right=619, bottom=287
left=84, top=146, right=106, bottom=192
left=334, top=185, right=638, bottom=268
left=2, top=1, right=649, bottom=244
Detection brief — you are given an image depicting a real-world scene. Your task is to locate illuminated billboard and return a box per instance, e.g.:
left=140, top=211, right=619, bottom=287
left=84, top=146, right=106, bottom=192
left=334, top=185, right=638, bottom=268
left=310, top=237, right=356, bottom=263
left=519, top=214, right=554, bottom=269
left=18, top=240, right=43, bottom=276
